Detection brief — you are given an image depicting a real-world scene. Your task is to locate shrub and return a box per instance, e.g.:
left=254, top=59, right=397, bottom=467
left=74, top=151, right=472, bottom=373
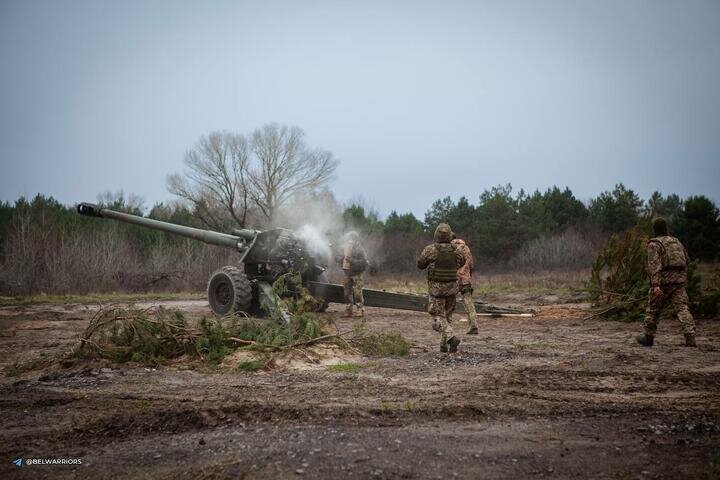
left=76, top=306, right=195, bottom=365
left=234, top=313, right=326, bottom=347
left=196, top=317, right=234, bottom=364
left=75, top=307, right=329, bottom=366
left=351, top=326, right=410, bottom=357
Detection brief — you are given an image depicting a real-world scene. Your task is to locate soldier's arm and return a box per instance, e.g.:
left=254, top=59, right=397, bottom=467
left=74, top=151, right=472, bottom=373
left=646, top=242, right=663, bottom=287
left=467, top=249, right=474, bottom=274
left=360, top=245, right=370, bottom=267
left=417, top=245, right=433, bottom=270
left=454, top=246, right=466, bottom=268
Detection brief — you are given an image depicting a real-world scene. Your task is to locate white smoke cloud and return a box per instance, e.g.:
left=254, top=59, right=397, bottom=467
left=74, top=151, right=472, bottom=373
left=295, top=223, right=332, bottom=264
left=271, top=190, right=388, bottom=281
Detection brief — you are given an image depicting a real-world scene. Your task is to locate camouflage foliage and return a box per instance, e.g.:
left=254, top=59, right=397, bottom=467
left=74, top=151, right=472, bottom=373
left=271, top=272, right=321, bottom=317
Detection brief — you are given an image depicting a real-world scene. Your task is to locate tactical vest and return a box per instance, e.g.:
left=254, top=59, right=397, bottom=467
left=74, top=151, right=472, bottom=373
left=343, top=243, right=367, bottom=274
left=649, top=236, right=687, bottom=271
left=428, top=243, right=457, bottom=282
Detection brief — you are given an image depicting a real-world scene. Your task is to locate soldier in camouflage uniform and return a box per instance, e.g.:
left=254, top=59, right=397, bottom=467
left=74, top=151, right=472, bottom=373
left=637, top=217, right=697, bottom=347
left=336, top=231, right=369, bottom=319
left=417, top=223, right=466, bottom=353
left=451, top=237, right=479, bottom=335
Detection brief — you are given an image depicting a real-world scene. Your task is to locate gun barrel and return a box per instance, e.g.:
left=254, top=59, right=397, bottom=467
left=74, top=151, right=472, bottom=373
left=76, top=202, right=246, bottom=250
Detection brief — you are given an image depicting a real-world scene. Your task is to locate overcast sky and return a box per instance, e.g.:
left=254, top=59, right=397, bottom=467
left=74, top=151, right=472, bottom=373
left=1, top=0, right=718, bottom=218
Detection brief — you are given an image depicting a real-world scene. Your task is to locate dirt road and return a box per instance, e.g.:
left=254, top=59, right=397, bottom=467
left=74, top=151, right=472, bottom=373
left=1, top=299, right=718, bottom=479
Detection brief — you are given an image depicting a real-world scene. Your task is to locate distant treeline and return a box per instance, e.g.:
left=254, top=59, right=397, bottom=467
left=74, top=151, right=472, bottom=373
left=0, top=183, right=718, bottom=295
left=345, top=183, right=720, bottom=269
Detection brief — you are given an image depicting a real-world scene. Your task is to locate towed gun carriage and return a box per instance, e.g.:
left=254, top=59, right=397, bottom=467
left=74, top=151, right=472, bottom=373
left=77, top=202, right=525, bottom=319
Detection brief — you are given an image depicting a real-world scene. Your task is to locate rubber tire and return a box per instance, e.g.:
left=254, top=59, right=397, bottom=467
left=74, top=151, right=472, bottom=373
left=207, top=266, right=253, bottom=316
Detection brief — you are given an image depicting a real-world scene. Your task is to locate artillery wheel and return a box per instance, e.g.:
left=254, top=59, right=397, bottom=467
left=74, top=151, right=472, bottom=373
left=207, top=266, right=253, bottom=316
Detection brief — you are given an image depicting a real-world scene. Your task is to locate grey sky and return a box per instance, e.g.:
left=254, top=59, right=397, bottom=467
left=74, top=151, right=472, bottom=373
left=1, top=0, right=719, bottom=219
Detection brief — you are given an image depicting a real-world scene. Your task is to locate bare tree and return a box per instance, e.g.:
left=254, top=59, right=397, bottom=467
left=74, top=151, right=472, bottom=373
left=168, top=124, right=339, bottom=228
left=248, top=124, right=338, bottom=222
left=96, top=190, right=145, bottom=213
left=167, top=132, right=250, bottom=230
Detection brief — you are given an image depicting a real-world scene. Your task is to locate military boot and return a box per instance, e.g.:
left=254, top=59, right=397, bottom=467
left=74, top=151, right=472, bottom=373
left=447, top=336, right=461, bottom=353
left=467, top=326, right=479, bottom=335
left=636, top=334, right=654, bottom=347
left=684, top=334, right=697, bottom=347
left=440, top=343, right=448, bottom=353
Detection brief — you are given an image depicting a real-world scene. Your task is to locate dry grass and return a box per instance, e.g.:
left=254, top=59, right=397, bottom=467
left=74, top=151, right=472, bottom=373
left=474, top=270, right=589, bottom=293
left=368, top=269, right=589, bottom=295
left=0, top=292, right=203, bottom=307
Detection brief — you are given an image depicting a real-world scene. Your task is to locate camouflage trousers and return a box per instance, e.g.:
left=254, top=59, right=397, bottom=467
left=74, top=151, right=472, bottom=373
left=343, top=274, right=364, bottom=311
left=428, top=294, right=456, bottom=345
left=643, top=285, right=695, bottom=336
left=460, top=287, right=478, bottom=328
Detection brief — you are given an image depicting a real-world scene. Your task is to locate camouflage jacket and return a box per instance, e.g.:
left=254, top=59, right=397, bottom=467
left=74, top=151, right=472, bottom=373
left=336, top=242, right=369, bottom=276
left=451, top=239, right=474, bottom=286
left=647, top=236, right=689, bottom=287
left=417, top=242, right=465, bottom=297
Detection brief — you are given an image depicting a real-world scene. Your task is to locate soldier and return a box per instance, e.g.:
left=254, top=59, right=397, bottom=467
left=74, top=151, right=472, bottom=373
left=636, top=217, right=697, bottom=347
left=417, top=223, right=466, bottom=353
left=336, top=231, right=369, bottom=318
left=451, top=237, right=479, bottom=335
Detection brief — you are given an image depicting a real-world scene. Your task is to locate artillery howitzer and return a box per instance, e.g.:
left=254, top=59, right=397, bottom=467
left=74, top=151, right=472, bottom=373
left=77, top=202, right=526, bottom=319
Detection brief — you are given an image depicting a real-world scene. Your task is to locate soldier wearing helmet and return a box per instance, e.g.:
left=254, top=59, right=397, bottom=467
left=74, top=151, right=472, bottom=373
left=336, top=231, right=369, bottom=318
left=417, top=223, right=466, bottom=353
left=636, top=217, right=697, bottom=347
left=451, top=237, right=479, bottom=335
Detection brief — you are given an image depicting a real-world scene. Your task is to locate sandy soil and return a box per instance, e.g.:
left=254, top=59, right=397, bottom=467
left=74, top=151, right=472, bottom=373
left=0, top=298, right=718, bottom=479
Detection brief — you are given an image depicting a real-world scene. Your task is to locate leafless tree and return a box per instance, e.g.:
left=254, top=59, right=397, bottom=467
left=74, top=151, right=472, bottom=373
left=247, top=124, right=338, bottom=222
left=96, top=190, right=145, bottom=213
left=168, top=125, right=339, bottom=228
left=167, top=132, right=251, bottom=230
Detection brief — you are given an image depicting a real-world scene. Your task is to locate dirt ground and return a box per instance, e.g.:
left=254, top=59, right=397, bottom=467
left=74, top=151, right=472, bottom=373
left=0, top=297, right=719, bottom=479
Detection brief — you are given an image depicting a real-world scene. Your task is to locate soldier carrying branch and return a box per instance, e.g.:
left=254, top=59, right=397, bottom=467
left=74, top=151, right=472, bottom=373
left=636, top=217, right=697, bottom=347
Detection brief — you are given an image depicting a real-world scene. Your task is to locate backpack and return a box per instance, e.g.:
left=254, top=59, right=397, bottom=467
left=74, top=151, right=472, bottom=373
left=649, top=236, right=687, bottom=271
left=343, top=243, right=368, bottom=274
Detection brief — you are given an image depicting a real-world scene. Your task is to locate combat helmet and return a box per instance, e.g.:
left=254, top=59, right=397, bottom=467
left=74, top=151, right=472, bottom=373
left=345, top=230, right=360, bottom=243
left=652, top=217, right=668, bottom=236
left=434, top=223, right=453, bottom=243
